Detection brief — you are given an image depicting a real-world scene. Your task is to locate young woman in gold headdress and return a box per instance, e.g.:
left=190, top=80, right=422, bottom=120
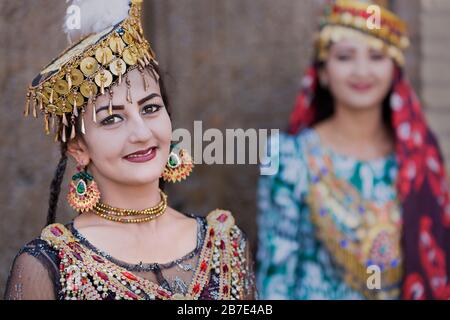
left=257, top=0, right=450, bottom=300
left=4, top=0, right=256, bottom=300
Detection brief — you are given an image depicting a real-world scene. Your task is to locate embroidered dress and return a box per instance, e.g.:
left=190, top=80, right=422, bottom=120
left=257, top=129, right=402, bottom=300
left=4, top=211, right=257, bottom=300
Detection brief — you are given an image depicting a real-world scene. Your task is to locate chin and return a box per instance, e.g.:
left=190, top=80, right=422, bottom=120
left=344, top=98, right=382, bottom=110
left=123, top=170, right=164, bottom=186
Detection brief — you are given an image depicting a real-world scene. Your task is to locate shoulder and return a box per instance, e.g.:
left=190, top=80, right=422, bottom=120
left=40, top=223, right=78, bottom=251
left=9, top=231, right=62, bottom=281
left=205, top=210, right=250, bottom=259
left=205, top=209, right=247, bottom=239
left=13, top=223, right=76, bottom=266
left=15, top=224, right=73, bottom=260
left=205, top=209, right=236, bottom=232
left=16, top=237, right=57, bottom=261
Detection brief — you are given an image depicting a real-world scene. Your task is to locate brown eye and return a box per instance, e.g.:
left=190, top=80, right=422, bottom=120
left=335, top=53, right=352, bottom=61
left=370, top=53, right=386, bottom=61
left=100, top=115, right=123, bottom=126
left=142, top=104, right=162, bottom=115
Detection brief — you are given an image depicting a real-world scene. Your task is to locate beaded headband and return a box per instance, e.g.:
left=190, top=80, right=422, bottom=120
left=24, top=0, right=158, bottom=143
left=316, top=0, right=410, bottom=65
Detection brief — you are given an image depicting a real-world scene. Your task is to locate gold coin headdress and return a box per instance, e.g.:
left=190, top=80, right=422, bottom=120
left=316, top=0, right=410, bottom=65
left=24, top=0, right=158, bottom=142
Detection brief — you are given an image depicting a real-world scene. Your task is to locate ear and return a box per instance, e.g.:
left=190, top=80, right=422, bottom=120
left=67, top=137, right=90, bottom=166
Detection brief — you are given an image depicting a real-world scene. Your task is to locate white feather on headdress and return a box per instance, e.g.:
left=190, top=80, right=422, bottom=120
left=64, top=0, right=131, bottom=43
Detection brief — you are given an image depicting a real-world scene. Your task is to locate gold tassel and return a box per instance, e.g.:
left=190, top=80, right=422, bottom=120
left=143, top=54, right=150, bottom=66
left=73, top=93, right=78, bottom=117
left=139, top=67, right=149, bottom=91
left=108, top=89, right=113, bottom=115
left=49, top=89, right=54, bottom=104
left=116, top=60, right=123, bottom=86
left=39, top=95, right=44, bottom=111
left=24, top=93, right=31, bottom=117
left=138, top=58, right=145, bottom=68
left=70, top=116, right=76, bottom=140
left=136, top=32, right=143, bottom=43
left=62, top=112, right=69, bottom=127
left=81, top=108, right=86, bottom=134
left=145, top=50, right=152, bottom=63
left=92, top=97, right=97, bottom=123
left=100, top=79, right=105, bottom=95
left=62, top=125, right=67, bottom=143
left=144, top=74, right=149, bottom=91
left=32, top=93, right=38, bottom=118
left=44, top=113, right=50, bottom=135
left=126, top=75, right=132, bottom=103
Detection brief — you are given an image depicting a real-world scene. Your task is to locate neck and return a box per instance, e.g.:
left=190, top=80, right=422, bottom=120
left=331, top=102, right=389, bottom=144
left=92, top=175, right=162, bottom=211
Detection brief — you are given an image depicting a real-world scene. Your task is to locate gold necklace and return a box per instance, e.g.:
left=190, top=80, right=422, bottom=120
left=92, top=189, right=168, bottom=223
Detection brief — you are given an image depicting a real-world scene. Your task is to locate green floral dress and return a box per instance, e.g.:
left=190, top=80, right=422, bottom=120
left=256, top=128, right=402, bottom=300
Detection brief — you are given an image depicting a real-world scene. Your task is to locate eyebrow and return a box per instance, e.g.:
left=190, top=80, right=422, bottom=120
left=95, top=105, right=125, bottom=114
left=95, top=94, right=162, bottom=114
left=137, top=93, right=161, bottom=105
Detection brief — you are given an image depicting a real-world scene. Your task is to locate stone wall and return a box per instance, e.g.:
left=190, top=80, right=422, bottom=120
left=0, top=0, right=447, bottom=296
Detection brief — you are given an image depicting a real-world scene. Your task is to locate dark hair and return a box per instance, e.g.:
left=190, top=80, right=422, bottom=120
left=45, top=62, right=170, bottom=226
left=310, top=60, right=394, bottom=136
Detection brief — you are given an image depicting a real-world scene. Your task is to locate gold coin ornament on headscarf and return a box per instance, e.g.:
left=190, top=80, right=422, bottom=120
left=95, top=70, right=113, bottom=95
left=95, top=47, right=114, bottom=66
left=80, top=81, right=98, bottom=98
left=54, top=80, right=70, bottom=95
left=80, top=57, right=99, bottom=77
left=24, top=0, right=159, bottom=142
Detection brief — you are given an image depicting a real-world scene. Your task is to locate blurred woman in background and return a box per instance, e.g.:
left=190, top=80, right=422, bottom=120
left=257, top=0, right=450, bottom=300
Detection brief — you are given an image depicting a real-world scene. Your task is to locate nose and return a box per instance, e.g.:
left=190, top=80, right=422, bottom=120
left=128, top=116, right=153, bottom=144
left=353, top=56, right=371, bottom=78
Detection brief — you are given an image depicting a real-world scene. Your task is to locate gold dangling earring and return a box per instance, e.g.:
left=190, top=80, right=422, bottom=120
left=161, top=146, right=194, bottom=183
left=67, top=162, right=101, bottom=213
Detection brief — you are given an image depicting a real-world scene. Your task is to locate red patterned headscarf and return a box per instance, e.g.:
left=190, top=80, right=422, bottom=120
left=289, top=62, right=450, bottom=299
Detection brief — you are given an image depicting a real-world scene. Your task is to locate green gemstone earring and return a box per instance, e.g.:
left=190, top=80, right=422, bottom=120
left=67, top=164, right=101, bottom=213
left=161, top=145, right=194, bottom=183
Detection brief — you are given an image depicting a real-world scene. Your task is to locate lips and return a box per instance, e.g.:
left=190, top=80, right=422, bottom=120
left=349, top=82, right=374, bottom=91
left=123, top=147, right=157, bottom=163
left=125, top=147, right=153, bottom=158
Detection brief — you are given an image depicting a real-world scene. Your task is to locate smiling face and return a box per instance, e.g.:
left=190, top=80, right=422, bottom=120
left=67, top=66, right=172, bottom=188
left=321, top=37, right=395, bottom=111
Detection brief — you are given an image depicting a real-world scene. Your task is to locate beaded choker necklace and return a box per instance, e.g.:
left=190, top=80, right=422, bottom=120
left=92, top=189, right=168, bottom=224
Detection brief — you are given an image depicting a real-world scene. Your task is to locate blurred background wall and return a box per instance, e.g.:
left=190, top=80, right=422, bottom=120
left=0, top=0, right=449, bottom=296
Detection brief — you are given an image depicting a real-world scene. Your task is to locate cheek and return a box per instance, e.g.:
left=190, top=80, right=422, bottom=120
left=153, top=109, right=173, bottom=145
left=326, top=61, right=353, bottom=92
left=83, top=130, right=124, bottom=164
left=375, top=63, right=394, bottom=91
